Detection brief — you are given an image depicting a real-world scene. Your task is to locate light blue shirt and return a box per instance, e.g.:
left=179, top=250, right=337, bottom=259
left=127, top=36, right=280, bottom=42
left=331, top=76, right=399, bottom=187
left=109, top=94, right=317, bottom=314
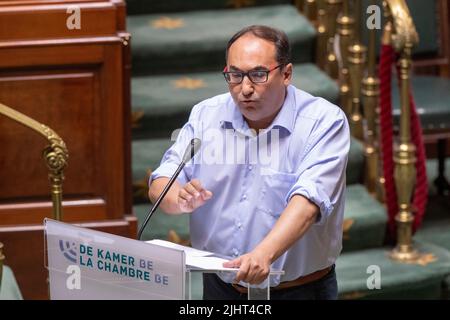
left=150, top=85, right=350, bottom=287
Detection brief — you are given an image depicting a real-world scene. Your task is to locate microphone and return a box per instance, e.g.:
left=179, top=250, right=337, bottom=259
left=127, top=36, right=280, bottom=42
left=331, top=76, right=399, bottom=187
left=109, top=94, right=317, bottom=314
left=138, top=138, right=201, bottom=240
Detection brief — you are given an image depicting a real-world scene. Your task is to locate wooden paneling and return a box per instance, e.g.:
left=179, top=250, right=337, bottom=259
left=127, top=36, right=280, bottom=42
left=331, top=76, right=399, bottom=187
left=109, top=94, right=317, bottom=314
left=0, top=41, right=128, bottom=222
left=0, top=0, right=134, bottom=299
left=0, top=71, right=100, bottom=199
left=0, top=2, right=118, bottom=41
left=0, top=199, right=107, bottom=224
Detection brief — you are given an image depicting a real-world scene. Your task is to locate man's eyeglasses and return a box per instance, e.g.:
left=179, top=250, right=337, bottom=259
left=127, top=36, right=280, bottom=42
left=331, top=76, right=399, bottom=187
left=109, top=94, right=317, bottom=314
left=223, top=64, right=283, bottom=84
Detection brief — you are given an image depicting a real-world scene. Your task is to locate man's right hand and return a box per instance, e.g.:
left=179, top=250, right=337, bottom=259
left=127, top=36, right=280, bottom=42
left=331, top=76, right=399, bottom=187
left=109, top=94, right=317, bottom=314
left=178, top=179, right=213, bottom=213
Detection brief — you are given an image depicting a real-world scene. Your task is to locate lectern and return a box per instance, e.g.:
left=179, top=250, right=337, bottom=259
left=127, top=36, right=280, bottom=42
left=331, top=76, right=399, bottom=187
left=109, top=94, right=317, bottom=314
left=45, top=219, right=283, bottom=300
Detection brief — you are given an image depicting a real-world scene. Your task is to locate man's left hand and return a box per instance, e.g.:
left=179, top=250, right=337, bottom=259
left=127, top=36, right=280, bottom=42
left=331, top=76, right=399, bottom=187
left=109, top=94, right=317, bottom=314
left=222, top=250, right=271, bottom=285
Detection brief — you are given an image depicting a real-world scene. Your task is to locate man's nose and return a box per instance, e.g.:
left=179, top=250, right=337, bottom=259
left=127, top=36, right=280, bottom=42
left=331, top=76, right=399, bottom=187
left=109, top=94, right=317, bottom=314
left=241, top=75, right=254, bottom=96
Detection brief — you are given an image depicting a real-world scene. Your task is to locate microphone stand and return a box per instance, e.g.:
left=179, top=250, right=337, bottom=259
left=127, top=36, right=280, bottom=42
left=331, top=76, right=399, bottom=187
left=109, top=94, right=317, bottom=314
left=137, top=138, right=201, bottom=240
left=137, top=162, right=185, bottom=240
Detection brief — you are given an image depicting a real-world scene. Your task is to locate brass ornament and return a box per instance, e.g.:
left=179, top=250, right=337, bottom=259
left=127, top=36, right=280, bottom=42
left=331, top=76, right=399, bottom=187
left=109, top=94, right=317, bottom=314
left=382, top=0, right=421, bottom=262
left=0, top=103, right=68, bottom=221
left=151, top=17, right=184, bottom=30
left=388, top=251, right=438, bottom=266
left=133, top=168, right=152, bottom=200
left=172, top=77, right=206, bottom=90
left=131, top=110, right=144, bottom=129
left=362, top=2, right=381, bottom=195
left=316, top=9, right=328, bottom=70
left=304, top=0, right=318, bottom=21
left=324, top=0, right=342, bottom=79
left=347, top=0, right=366, bottom=141
left=337, top=0, right=354, bottom=116
left=384, top=0, right=419, bottom=52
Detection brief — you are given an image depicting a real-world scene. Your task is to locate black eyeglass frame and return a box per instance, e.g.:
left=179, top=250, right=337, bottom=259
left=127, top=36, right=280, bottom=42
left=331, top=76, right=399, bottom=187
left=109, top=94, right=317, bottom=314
left=222, top=64, right=284, bottom=84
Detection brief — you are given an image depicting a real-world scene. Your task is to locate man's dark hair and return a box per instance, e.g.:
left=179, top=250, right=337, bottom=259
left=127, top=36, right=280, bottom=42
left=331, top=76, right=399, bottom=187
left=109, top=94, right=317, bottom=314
left=225, top=25, right=291, bottom=67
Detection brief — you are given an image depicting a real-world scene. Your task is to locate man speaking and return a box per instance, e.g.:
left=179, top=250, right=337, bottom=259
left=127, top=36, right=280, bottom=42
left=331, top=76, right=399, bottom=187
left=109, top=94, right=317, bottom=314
left=148, top=25, right=350, bottom=300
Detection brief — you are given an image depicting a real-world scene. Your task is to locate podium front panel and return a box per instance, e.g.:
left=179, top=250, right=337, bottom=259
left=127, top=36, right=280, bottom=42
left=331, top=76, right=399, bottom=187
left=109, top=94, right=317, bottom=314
left=45, top=219, right=185, bottom=300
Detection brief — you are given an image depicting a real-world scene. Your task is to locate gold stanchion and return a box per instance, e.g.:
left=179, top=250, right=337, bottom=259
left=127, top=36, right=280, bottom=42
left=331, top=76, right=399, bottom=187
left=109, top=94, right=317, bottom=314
left=295, top=0, right=306, bottom=11
left=324, top=0, right=342, bottom=79
left=337, top=0, right=354, bottom=117
left=348, top=0, right=366, bottom=140
left=384, top=0, right=420, bottom=262
left=1, top=103, right=69, bottom=300
left=316, top=8, right=328, bottom=70
left=0, top=103, right=68, bottom=221
left=304, top=0, right=318, bottom=21
left=362, top=0, right=380, bottom=194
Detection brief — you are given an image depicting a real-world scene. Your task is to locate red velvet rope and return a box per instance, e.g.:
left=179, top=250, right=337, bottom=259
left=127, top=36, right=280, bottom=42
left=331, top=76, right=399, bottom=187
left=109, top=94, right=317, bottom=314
left=378, top=44, right=428, bottom=237
left=379, top=44, right=397, bottom=236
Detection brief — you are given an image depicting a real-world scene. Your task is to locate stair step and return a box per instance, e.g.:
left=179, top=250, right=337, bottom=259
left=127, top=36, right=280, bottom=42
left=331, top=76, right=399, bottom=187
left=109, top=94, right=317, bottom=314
left=392, top=75, right=450, bottom=131
left=128, top=5, right=316, bottom=75
left=343, top=185, right=386, bottom=252
left=131, top=63, right=339, bottom=138
left=416, top=219, right=450, bottom=252
left=126, top=0, right=293, bottom=15
left=337, top=241, right=450, bottom=299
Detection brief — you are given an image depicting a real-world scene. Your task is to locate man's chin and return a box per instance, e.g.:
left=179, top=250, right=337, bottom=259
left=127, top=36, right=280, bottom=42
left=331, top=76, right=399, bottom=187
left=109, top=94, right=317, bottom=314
left=239, top=105, right=258, bottom=115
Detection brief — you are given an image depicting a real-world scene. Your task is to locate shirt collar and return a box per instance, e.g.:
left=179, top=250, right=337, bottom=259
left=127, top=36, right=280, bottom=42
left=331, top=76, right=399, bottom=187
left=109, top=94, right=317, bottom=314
left=221, top=85, right=295, bottom=134
left=266, top=85, right=295, bottom=134
left=221, top=99, right=245, bottom=131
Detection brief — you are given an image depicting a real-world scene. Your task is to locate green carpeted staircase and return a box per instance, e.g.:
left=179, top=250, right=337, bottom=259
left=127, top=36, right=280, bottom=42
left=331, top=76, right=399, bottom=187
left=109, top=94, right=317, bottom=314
left=127, top=0, right=450, bottom=299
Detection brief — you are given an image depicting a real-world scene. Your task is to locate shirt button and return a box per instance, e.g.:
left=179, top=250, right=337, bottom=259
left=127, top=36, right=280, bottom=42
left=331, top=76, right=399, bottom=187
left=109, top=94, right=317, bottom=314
left=241, top=194, right=247, bottom=201
left=237, top=222, right=242, bottom=229
left=232, top=248, right=239, bottom=256
left=248, top=165, right=253, bottom=170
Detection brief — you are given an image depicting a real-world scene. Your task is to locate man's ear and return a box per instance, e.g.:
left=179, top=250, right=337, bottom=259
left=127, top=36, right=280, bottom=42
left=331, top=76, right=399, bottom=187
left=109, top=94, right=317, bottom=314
left=283, top=63, right=293, bottom=85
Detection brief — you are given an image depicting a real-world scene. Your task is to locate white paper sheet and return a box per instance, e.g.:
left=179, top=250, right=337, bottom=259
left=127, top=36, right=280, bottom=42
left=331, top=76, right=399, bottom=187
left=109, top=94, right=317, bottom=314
left=146, top=239, right=237, bottom=271
left=146, top=239, right=212, bottom=257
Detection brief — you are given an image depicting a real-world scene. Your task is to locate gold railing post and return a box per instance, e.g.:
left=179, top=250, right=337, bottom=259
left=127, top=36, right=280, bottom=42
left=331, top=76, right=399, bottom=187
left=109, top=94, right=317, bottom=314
left=362, top=0, right=380, bottom=194
left=390, top=42, right=418, bottom=260
left=0, top=103, right=68, bottom=221
left=295, top=0, right=305, bottom=11
left=384, top=0, right=420, bottom=261
left=324, top=0, right=342, bottom=79
left=316, top=8, right=328, bottom=70
left=348, top=0, right=366, bottom=140
left=304, top=0, right=318, bottom=21
left=337, top=0, right=354, bottom=117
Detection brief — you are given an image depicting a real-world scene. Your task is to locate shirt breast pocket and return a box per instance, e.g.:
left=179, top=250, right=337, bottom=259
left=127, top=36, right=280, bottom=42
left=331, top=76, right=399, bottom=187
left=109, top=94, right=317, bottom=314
left=257, top=168, right=298, bottom=219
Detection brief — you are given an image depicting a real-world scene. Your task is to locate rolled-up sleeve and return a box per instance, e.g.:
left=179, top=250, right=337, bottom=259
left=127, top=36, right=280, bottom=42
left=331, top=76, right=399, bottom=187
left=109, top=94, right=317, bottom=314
left=286, top=108, right=350, bottom=225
